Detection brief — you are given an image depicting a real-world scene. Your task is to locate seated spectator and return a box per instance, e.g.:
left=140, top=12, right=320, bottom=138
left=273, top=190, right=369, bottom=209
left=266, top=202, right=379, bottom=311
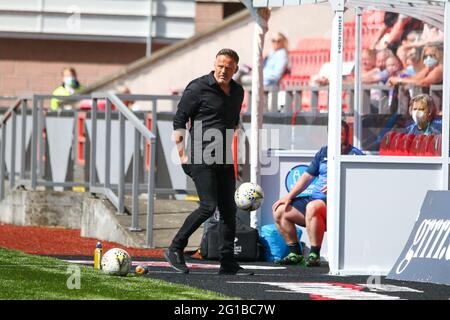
left=406, top=93, right=441, bottom=135
left=271, top=121, right=363, bottom=267
left=237, top=32, right=289, bottom=87
left=388, top=44, right=443, bottom=87
left=51, top=67, right=84, bottom=110
left=310, top=61, right=354, bottom=87
left=263, top=32, right=289, bottom=86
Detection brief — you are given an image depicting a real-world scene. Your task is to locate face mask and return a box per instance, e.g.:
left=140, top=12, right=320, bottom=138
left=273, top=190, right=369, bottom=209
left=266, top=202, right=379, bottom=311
left=64, top=76, right=76, bottom=88
left=406, top=65, right=415, bottom=76
left=423, top=56, right=438, bottom=68
left=412, top=110, right=427, bottom=125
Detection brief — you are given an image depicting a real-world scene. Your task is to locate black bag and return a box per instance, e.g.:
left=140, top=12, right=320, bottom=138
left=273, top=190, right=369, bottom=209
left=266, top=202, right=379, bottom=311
left=200, top=216, right=264, bottom=261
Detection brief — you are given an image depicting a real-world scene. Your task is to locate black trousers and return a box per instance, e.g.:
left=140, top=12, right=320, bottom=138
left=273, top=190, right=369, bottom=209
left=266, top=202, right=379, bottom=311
left=171, top=164, right=237, bottom=266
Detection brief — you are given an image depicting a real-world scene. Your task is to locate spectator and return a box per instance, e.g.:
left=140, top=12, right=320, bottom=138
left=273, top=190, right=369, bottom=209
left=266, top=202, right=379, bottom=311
left=309, top=61, right=354, bottom=87
left=271, top=121, right=363, bottom=267
left=398, top=24, right=444, bottom=52
left=263, top=32, right=289, bottom=86
left=406, top=93, right=441, bottom=135
left=116, top=85, right=144, bottom=111
left=388, top=44, right=443, bottom=87
left=396, top=30, right=421, bottom=66
left=51, top=67, right=84, bottom=111
left=372, top=13, right=423, bottom=54
left=361, top=48, right=377, bottom=77
left=237, top=32, right=289, bottom=87
left=361, top=49, right=394, bottom=84
left=402, top=47, right=425, bottom=77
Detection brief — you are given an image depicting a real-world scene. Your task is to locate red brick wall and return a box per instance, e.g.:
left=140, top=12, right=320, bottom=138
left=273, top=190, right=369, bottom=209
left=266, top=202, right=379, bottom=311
left=195, top=3, right=224, bottom=34
left=0, top=38, right=148, bottom=97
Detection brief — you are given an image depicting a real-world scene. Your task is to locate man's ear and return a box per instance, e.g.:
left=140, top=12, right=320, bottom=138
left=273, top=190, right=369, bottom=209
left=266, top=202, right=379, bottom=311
left=235, top=65, right=239, bottom=74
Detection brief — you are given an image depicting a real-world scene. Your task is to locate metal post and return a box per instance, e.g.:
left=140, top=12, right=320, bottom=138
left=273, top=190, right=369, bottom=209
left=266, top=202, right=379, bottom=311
left=20, top=99, right=27, bottom=180
left=130, top=129, right=141, bottom=231
left=441, top=0, right=450, bottom=190
left=31, top=96, right=38, bottom=189
left=104, top=99, right=111, bottom=189
left=10, top=108, right=16, bottom=189
left=327, top=0, right=345, bottom=275
left=118, top=112, right=125, bottom=214
left=146, top=137, right=156, bottom=247
left=89, top=98, right=98, bottom=191
left=353, top=7, right=363, bottom=149
left=146, top=0, right=153, bottom=57
left=0, top=124, right=6, bottom=200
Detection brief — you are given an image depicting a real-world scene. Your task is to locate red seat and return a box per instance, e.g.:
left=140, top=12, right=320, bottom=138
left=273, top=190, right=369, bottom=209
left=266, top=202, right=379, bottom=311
left=409, top=135, right=426, bottom=156
left=389, top=133, right=405, bottom=155
left=379, top=131, right=398, bottom=155
left=396, top=134, right=415, bottom=156
left=418, top=134, right=435, bottom=156
left=426, top=134, right=442, bottom=157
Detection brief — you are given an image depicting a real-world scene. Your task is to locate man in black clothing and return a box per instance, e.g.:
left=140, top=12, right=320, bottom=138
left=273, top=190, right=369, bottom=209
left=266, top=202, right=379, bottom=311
left=165, top=49, right=253, bottom=275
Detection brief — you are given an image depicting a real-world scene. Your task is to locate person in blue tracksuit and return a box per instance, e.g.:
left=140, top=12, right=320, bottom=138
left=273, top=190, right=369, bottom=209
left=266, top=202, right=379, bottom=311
left=272, top=121, right=364, bottom=267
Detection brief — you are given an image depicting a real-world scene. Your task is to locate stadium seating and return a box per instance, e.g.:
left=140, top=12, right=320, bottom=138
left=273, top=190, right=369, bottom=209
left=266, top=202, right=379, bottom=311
left=417, top=134, right=435, bottom=156
left=396, top=134, right=415, bottom=156
left=427, top=134, right=442, bottom=156
left=379, top=132, right=442, bottom=157
left=409, top=135, right=426, bottom=156
left=379, top=130, right=398, bottom=155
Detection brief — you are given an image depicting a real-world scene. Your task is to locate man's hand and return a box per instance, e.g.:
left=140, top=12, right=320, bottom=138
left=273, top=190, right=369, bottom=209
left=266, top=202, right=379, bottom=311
left=173, top=130, right=188, bottom=164
left=320, top=185, right=327, bottom=194
left=272, top=196, right=292, bottom=212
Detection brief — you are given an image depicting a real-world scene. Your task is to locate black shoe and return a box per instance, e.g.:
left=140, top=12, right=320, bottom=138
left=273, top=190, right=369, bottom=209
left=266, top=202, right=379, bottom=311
left=164, top=248, right=189, bottom=274
left=218, top=265, right=254, bottom=276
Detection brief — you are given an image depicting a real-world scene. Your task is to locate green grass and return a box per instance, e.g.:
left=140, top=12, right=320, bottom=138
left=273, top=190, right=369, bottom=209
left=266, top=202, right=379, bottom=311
left=0, top=248, right=236, bottom=300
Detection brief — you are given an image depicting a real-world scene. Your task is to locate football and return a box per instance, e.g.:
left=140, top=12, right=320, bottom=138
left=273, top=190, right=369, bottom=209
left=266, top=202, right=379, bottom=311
left=101, top=248, right=132, bottom=276
left=234, top=182, right=264, bottom=211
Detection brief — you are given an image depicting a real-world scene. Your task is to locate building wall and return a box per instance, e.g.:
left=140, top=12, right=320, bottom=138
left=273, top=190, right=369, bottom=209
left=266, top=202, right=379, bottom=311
left=0, top=38, right=153, bottom=96
left=93, top=5, right=335, bottom=105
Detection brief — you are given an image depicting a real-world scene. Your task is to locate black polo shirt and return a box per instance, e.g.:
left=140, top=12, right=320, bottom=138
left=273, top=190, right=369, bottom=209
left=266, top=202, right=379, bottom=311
left=173, top=71, right=244, bottom=164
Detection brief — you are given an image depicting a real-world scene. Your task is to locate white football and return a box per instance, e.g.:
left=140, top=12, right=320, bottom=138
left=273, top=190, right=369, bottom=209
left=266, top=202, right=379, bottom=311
left=235, top=182, right=264, bottom=211
left=101, top=248, right=132, bottom=276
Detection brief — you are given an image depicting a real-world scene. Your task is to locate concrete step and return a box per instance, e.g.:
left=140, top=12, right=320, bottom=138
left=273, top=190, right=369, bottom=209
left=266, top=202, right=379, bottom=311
left=116, top=198, right=202, bottom=250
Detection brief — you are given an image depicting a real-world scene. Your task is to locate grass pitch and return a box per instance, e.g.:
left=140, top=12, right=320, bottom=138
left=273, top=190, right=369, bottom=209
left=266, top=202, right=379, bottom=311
left=0, top=248, right=234, bottom=300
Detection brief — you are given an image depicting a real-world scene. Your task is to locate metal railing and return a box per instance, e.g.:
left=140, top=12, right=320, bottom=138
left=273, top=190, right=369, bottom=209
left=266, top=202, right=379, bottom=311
left=243, top=83, right=444, bottom=115
left=0, top=93, right=173, bottom=247
left=90, top=93, right=157, bottom=244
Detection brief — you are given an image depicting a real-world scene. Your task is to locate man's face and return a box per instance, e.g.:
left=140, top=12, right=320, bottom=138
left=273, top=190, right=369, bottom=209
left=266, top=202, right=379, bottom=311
left=214, top=55, right=238, bottom=86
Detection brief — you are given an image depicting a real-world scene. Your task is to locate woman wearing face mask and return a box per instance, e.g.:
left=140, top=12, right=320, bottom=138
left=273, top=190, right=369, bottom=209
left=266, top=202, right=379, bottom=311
left=388, top=44, right=443, bottom=88
left=406, top=94, right=441, bottom=135
left=51, top=67, right=84, bottom=110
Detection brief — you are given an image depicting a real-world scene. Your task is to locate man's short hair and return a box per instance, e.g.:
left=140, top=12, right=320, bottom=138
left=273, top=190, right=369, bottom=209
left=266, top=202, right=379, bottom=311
left=216, top=49, right=239, bottom=64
